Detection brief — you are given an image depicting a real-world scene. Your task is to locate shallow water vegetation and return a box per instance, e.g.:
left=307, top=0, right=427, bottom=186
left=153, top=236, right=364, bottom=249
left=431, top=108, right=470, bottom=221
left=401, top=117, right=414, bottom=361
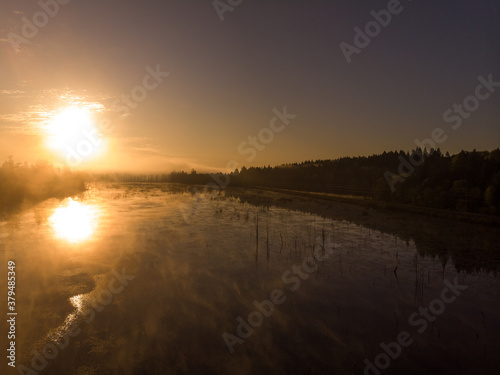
left=0, top=157, right=86, bottom=216
left=2, top=183, right=499, bottom=374
left=226, top=187, right=500, bottom=274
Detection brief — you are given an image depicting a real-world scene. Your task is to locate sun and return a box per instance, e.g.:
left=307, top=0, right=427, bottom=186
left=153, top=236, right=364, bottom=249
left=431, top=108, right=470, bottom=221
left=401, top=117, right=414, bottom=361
left=45, top=106, right=106, bottom=161
left=47, top=106, right=93, bottom=150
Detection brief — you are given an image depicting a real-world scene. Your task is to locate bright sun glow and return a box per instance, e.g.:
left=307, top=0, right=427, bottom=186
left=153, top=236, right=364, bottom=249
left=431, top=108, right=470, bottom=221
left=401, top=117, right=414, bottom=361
left=46, top=106, right=106, bottom=161
left=49, top=198, right=98, bottom=243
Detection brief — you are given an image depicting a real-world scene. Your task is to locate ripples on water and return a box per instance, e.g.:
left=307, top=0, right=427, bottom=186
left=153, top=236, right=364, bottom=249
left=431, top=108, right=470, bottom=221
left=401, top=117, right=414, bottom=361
left=0, top=183, right=498, bottom=374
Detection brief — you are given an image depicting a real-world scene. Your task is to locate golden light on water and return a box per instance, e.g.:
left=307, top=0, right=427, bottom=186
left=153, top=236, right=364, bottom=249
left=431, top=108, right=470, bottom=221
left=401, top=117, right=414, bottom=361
left=70, top=294, right=85, bottom=311
left=49, top=294, right=86, bottom=342
left=49, top=198, right=98, bottom=243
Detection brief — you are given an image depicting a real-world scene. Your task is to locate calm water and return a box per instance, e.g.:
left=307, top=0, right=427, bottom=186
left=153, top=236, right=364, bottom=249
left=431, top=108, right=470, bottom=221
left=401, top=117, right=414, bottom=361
left=1, top=183, right=499, bottom=375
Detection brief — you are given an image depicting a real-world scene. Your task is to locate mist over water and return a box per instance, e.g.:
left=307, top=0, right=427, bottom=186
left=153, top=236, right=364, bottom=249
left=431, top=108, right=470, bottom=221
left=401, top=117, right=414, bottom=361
left=1, top=183, right=499, bottom=374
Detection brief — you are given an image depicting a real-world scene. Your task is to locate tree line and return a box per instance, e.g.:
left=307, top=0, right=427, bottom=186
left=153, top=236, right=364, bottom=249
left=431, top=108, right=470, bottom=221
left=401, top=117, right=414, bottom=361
left=0, top=157, right=86, bottom=215
left=96, top=148, right=500, bottom=216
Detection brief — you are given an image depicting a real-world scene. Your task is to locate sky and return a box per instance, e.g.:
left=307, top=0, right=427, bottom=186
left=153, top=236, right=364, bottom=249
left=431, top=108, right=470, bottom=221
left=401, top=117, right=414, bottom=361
left=0, top=0, right=499, bottom=173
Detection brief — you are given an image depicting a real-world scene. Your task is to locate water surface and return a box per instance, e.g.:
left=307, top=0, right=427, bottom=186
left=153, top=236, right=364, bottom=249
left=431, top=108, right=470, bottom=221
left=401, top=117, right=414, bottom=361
left=1, top=183, right=499, bottom=374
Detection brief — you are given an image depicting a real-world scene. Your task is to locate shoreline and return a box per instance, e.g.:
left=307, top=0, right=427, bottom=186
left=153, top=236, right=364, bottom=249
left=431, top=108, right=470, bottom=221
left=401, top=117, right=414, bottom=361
left=224, top=186, right=500, bottom=274
left=229, top=186, right=500, bottom=227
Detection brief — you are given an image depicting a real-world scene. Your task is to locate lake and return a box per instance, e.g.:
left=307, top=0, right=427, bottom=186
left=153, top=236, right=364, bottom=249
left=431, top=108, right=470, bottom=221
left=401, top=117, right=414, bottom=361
left=1, top=183, right=499, bottom=375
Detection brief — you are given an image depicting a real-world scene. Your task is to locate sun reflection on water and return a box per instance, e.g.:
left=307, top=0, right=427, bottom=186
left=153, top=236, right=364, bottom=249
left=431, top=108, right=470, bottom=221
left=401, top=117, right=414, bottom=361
left=49, top=198, right=98, bottom=243
left=48, top=293, right=87, bottom=342
left=70, top=294, right=85, bottom=311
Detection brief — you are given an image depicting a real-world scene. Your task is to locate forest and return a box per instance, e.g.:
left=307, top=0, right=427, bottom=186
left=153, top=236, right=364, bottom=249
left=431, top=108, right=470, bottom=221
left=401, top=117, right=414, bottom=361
left=96, top=148, right=500, bottom=216
left=0, top=157, right=86, bottom=215
left=232, top=148, right=500, bottom=215
left=3, top=148, right=499, bottom=217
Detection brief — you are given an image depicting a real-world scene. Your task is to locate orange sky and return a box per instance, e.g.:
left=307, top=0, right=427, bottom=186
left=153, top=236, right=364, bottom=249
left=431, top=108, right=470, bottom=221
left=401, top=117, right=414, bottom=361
left=1, top=0, right=499, bottom=173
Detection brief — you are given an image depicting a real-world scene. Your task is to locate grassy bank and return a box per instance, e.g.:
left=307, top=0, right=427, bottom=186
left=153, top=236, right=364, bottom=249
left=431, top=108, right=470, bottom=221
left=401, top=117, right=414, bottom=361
left=246, top=186, right=500, bottom=226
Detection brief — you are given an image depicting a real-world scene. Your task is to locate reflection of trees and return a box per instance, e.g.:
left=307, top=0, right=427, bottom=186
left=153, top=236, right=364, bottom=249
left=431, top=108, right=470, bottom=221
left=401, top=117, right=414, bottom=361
left=94, top=149, right=500, bottom=216
left=228, top=149, right=500, bottom=215
left=227, top=188, right=500, bottom=275
left=412, top=227, right=499, bottom=275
